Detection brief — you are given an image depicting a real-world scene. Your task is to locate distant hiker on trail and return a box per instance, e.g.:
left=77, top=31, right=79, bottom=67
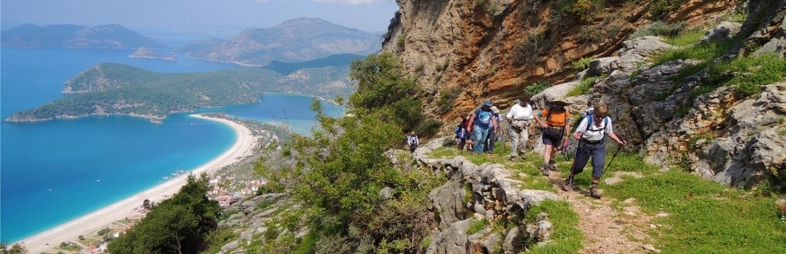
left=484, top=106, right=502, bottom=153
left=533, top=96, right=571, bottom=176
left=407, top=131, right=420, bottom=153
left=467, top=99, right=497, bottom=154
left=506, top=93, right=533, bottom=161
left=562, top=103, right=626, bottom=198
left=454, top=113, right=469, bottom=151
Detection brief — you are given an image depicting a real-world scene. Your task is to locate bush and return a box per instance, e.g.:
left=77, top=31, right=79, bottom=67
left=437, top=87, right=462, bottom=114
left=649, top=0, right=683, bottom=18
left=514, top=33, right=548, bottom=65
left=414, top=118, right=443, bottom=137
left=629, top=21, right=686, bottom=39
left=525, top=81, right=551, bottom=96
left=571, top=57, right=594, bottom=71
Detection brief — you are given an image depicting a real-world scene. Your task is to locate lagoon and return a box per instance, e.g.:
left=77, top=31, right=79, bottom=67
left=0, top=48, right=344, bottom=242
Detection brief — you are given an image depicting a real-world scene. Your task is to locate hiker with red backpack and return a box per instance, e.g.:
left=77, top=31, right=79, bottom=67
left=534, top=97, right=572, bottom=176
left=562, top=103, right=626, bottom=198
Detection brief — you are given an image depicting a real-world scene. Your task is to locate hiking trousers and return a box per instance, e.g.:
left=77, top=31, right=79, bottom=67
left=570, top=140, right=606, bottom=178
left=509, top=121, right=529, bottom=157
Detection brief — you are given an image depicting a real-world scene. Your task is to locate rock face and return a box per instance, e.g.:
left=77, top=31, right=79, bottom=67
left=412, top=138, right=560, bottom=254
left=189, top=18, right=381, bottom=66
left=381, top=0, right=736, bottom=125
left=383, top=0, right=786, bottom=188
left=1, top=23, right=164, bottom=49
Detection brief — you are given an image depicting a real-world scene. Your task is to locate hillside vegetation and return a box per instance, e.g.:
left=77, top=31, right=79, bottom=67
left=5, top=60, right=353, bottom=122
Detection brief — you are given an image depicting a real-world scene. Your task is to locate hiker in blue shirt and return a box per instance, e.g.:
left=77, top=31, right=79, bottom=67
left=466, top=99, right=497, bottom=154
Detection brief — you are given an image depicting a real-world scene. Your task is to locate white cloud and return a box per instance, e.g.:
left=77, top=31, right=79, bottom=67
left=313, top=0, right=379, bottom=4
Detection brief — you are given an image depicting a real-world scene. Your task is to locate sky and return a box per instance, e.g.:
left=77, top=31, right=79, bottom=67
left=1, top=0, right=400, bottom=35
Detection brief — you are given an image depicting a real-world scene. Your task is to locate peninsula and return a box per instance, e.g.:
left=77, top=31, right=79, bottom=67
left=5, top=60, right=353, bottom=122
left=129, top=47, right=177, bottom=61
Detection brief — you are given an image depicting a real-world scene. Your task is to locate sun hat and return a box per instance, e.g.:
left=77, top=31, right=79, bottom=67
left=491, top=106, right=499, bottom=114
left=482, top=99, right=493, bottom=107
left=549, top=96, right=571, bottom=106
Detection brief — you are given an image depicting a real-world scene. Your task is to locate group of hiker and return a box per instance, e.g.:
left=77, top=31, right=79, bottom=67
left=450, top=93, right=626, bottom=198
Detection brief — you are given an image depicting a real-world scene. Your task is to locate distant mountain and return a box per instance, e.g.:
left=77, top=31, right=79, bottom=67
left=189, top=18, right=381, bottom=66
left=174, top=38, right=225, bottom=53
left=1, top=24, right=165, bottom=49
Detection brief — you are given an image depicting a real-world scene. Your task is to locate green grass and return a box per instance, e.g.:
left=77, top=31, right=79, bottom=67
left=652, top=39, right=737, bottom=67
left=707, top=53, right=786, bottom=97
left=603, top=169, right=786, bottom=253
left=567, top=76, right=601, bottom=97
left=467, top=218, right=489, bottom=234
left=526, top=200, right=583, bottom=253
left=663, top=28, right=706, bottom=47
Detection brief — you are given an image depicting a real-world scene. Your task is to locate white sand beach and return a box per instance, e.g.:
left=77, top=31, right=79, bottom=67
left=17, top=114, right=256, bottom=253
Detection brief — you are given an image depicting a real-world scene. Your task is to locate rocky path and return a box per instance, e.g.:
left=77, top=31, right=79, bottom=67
left=546, top=169, right=657, bottom=254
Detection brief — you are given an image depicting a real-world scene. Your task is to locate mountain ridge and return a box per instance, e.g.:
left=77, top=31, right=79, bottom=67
left=187, top=17, right=381, bottom=66
left=1, top=23, right=165, bottom=49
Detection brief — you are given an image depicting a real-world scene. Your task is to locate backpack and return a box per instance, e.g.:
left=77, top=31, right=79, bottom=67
left=476, top=110, right=493, bottom=127
left=454, top=125, right=464, bottom=139
left=572, top=107, right=594, bottom=130
left=582, top=114, right=610, bottom=139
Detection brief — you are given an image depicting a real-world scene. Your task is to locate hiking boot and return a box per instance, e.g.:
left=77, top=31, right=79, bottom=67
left=548, top=160, right=557, bottom=171
left=589, top=185, right=602, bottom=199
left=541, top=164, right=550, bottom=176
left=561, top=175, right=574, bottom=192
left=509, top=155, right=517, bottom=161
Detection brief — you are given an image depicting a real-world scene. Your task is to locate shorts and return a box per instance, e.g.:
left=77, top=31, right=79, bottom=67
left=541, top=127, right=564, bottom=146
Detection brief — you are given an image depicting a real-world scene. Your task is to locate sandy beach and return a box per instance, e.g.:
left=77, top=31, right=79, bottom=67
left=16, top=114, right=256, bottom=253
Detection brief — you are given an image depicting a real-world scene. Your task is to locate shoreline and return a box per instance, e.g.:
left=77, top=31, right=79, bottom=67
left=16, top=114, right=256, bottom=252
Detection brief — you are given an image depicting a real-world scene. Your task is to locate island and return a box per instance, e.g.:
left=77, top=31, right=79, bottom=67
left=1, top=24, right=165, bottom=49
left=129, top=47, right=177, bottom=61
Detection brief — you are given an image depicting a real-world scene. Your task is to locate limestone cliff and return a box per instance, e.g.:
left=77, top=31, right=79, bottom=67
left=383, top=0, right=786, bottom=188
left=382, top=0, right=738, bottom=122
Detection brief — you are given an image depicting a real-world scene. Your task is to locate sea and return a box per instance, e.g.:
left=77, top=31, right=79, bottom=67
left=0, top=47, right=345, bottom=242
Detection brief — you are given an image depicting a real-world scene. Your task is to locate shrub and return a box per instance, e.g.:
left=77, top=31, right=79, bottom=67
left=571, top=57, right=594, bottom=71
left=629, top=21, right=686, bottom=39
left=437, top=87, right=462, bottom=114
left=566, top=76, right=601, bottom=96
left=415, top=118, right=443, bottom=137
left=649, top=0, right=683, bottom=18
left=514, top=33, right=548, bottom=65
left=525, top=81, right=551, bottom=96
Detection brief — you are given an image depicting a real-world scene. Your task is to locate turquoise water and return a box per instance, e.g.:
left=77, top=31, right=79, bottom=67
left=0, top=48, right=345, bottom=242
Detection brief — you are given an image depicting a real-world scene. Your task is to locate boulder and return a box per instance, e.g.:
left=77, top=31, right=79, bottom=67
left=701, top=21, right=742, bottom=43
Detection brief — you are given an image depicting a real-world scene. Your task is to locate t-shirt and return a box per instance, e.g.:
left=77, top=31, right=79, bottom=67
left=407, top=135, right=419, bottom=145
left=574, top=115, right=613, bottom=141
left=506, top=103, right=533, bottom=121
left=473, top=108, right=494, bottom=129
left=539, top=107, right=571, bottom=127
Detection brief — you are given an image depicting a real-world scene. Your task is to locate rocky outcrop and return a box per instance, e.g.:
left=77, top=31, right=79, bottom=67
left=411, top=138, right=559, bottom=254
left=381, top=0, right=737, bottom=128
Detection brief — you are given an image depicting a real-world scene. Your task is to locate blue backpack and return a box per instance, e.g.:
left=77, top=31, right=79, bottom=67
left=476, top=110, right=492, bottom=127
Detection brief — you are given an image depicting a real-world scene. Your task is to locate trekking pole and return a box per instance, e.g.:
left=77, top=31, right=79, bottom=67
left=603, top=140, right=625, bottom=172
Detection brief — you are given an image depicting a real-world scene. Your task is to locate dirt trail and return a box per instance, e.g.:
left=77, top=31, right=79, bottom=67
left=546, top=169, right=656, bottom=254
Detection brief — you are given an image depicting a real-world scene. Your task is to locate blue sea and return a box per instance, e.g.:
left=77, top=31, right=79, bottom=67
left=0, top=48, right=344, bottom=242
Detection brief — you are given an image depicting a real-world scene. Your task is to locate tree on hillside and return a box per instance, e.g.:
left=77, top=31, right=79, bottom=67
left=349, top=52, right=417, bottom=111
left=108, top=174, right=220, bottom=254
left=348, top=53, right=441, bottom=135
left=0, top=241, right=28, bottom=254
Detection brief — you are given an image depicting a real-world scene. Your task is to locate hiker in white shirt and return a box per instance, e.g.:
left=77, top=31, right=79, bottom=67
left=506, top=93, right=533, bottom=161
